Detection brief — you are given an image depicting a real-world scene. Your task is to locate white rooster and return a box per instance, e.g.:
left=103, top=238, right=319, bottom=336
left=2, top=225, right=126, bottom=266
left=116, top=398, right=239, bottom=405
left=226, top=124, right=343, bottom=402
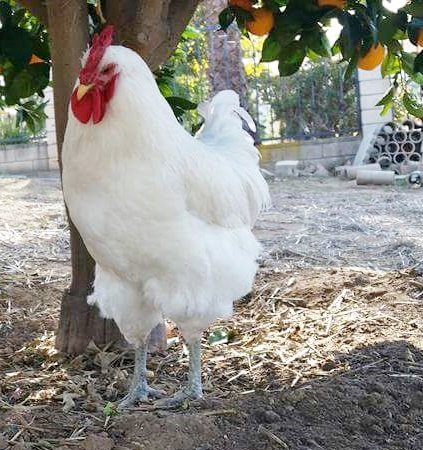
left=62, top=26, right=270, bottom=408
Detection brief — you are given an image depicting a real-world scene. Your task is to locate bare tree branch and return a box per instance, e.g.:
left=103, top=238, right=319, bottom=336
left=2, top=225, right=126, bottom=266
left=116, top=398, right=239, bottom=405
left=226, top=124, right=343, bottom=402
left=105, top=0, right=201, bottom=71
left=16, top=0, right=49, bottom=26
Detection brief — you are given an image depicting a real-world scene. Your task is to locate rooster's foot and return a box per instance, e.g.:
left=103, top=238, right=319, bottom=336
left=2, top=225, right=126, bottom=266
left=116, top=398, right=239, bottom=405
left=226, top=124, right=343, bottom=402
left=117, top=385, right=165, bottom=410
left=154, top=386, right=203, bottom=409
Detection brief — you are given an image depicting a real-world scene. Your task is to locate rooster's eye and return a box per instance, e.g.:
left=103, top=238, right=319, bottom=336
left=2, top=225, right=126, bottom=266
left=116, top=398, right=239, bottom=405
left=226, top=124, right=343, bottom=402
left=101, top=65, right=113, bottom=74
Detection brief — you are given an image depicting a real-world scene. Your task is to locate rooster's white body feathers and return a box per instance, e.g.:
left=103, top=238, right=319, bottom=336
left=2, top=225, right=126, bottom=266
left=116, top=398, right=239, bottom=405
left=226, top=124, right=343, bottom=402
left=62, top=46, right=270, bottom=345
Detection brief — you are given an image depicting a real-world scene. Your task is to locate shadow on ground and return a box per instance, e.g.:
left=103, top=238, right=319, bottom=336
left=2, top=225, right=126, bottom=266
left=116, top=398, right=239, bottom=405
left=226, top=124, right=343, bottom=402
left=104, top=340, right=423, bottom=450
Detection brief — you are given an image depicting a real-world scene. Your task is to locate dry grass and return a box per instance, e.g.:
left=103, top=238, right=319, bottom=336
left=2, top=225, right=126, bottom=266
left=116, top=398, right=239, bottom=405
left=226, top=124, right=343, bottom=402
left=1, top=174, right=423, bottom=448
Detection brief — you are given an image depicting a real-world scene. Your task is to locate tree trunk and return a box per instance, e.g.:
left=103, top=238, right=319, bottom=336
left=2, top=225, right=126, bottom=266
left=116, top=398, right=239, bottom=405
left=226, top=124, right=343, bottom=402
left=104, top=0, right=201, bottom=71
left=202, top=0, right=248, bottom=107
left=45, top=0, right=123, bottom=354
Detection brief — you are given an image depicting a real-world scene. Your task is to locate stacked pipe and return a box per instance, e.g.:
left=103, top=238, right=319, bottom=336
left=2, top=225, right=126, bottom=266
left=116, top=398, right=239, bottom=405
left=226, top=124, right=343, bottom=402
left=366, top=119, right=423, bottom=172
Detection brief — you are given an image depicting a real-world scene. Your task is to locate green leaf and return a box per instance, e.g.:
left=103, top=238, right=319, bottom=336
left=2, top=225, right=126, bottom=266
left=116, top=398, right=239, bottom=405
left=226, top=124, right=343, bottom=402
left=273, top=10, right=303, bottom=45
left=261, top=34, right=281, bottom=62
left=402, top=1, right=423, bottom=17
left=181, top=26, right=200, bottom=40
left=414, top=50, right=423, bottom=74
left=338, top=12, right=362, bottom=60
left=278, top=41, right=306, bottom=76
left=400, top=51, right=416, bottom=77
left=103, top=402, right=117, bottom=417
left=11, top=8, right=26, bottom=26
left=166, top=96, right=197, bottom=110
left=399, top=51, right=423, bottom=83
left=0, top=1, right=12, bottom=25
left=376, top=86, right=394, bottom=115
left=379, top=14, right=401, bottom=43
left=157, top=82, right=172, bottom=97
left=231, top=5, right=253, bottom=21
left=0, top=26, right=33, bottom=68
left=403, top=92, right=423, bottom=118
left=5, top=70, right=33, bottom=105
left=218, top=7, right=235, bottom=31
left=4, top=63, right=49, bottom=105
left=17, top=99, right=47, bottom=134
left=31, top=32, right=50, bottom=62
left=381, top=51, right=400, bottom=77
left=344, top=51, right=359, bottom=80
left=305, top=28, right=332, bottom=57
left=208, top=328, right=236, bottom=345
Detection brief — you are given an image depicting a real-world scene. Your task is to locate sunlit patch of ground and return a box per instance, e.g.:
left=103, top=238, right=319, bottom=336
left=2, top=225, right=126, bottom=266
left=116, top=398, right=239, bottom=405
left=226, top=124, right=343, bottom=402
left=1, top=174, right=423, bottom=449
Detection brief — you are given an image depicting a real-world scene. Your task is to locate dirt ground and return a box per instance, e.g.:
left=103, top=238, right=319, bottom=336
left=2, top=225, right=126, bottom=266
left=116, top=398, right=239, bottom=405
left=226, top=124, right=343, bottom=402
left=1, top=174, right=423, bottom=450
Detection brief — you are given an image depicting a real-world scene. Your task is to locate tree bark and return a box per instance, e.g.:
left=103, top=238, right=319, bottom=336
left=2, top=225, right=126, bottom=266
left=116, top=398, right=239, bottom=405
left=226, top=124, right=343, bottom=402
left=202, top=0, right=248, bottom=107
left=104, top=0, right=202, bottom=71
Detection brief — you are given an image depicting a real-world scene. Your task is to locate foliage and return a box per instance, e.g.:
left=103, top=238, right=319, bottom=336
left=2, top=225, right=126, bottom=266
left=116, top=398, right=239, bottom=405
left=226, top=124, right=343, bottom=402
left=0, top=110, right=44, bottom=144
left=0, top=1, right=198, bottom=133
left=246, top=59, right=359, bottom=139
left=7, top=0, right=423, bottom=131
left=155, top=25, right=208, bottom=130
left=158, top=14, right=360, bottom=140
left=220, top=0, right=423, bottom=118
left=0, top=0, right=49, bottom=133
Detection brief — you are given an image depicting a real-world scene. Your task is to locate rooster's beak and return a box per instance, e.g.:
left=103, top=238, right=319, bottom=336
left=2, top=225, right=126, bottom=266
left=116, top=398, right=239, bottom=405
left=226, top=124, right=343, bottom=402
left=76, top=84, right=93, bottom=101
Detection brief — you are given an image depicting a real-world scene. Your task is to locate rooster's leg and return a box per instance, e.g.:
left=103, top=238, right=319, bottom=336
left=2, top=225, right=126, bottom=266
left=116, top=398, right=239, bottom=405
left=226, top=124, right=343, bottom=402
left=117, top=342, right=164, bottom=410
left=156, top=337, right=203, bottom=408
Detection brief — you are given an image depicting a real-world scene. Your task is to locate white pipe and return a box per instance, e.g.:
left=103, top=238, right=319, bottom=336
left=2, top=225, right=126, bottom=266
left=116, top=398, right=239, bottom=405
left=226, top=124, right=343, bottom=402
left=408, top=152, right=422, bottom=163
left=401, top=142, right=416, bottom=153
left=346, top=163, right=381, bottom=180
left=386, top=141, right=400, bottom=154
left=410, top=130, right=423, bottom=143
left=356, top=170, right=395, bottom=185
left=393, top=151, right=407, bottom=164
left=393, top=130, right=408, bottom=143
left=390, top=164, right=401, bottom=175
left=375, top=133, right=389, bottom=145
left=373, top=143, right=383, bottom=153
left=377, top=153, right=392, bottom=169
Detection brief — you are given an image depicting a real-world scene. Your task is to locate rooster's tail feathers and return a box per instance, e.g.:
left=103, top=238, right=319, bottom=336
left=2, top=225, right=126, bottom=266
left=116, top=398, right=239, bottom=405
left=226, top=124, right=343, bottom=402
left=197, top=90, right=256, bottom=137
left=195, top=90, right=271, bottom=225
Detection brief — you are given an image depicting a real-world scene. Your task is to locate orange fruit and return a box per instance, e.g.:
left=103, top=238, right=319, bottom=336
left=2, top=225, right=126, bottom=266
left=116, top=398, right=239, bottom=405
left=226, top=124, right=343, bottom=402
left=417, top=29, right=423, bottom=46
left=246, top=7, right=275, bottom=36
left=229, top=0, right=253, bottom=11
left=29, top=54, right=44, bottom=64
left=357, top=43, right=385, bottom=70
left=317, top=0, right=346, bottom=7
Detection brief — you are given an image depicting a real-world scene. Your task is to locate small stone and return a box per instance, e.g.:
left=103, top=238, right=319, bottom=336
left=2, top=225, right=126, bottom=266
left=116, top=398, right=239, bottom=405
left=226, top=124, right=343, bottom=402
left=320, top=360, right=336, bottom=371
left=312, top=163, right=330, bottom=177
left=264, top=410, right=281, bottom=423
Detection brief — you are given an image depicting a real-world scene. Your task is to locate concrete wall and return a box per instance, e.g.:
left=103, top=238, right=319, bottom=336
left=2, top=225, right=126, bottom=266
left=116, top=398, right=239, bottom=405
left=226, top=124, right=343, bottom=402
left=357, top=67, right=393, bottom=139
left=0, top=88, right=59, bottom=175
left=0, top=141, right=49, bottom=174
left=259, top=135, right=361, bottom=170
left=44, top=86, right=59, bottom=171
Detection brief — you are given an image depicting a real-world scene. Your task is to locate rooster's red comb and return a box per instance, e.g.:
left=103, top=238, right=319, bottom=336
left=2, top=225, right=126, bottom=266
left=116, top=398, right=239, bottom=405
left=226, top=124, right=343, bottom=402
left=79, top=25, right=114, bottom=83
